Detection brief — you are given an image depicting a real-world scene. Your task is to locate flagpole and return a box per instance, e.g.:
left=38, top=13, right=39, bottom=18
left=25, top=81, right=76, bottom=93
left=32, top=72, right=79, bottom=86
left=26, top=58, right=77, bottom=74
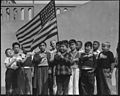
left=53, top=0, right=59, bottom=42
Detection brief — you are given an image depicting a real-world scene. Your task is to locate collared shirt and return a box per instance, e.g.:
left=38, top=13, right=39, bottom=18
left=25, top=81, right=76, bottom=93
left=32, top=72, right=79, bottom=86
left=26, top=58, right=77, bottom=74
left=93, top=50, right=101, bottom=59
left=69, top=50, right=80, bottom=69
left=79, top=49, right=84, bottom=54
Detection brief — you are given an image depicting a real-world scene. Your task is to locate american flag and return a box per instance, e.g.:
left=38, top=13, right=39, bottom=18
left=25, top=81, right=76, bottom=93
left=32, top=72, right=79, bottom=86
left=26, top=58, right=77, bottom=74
left=16, top=0, right=58, bottom=52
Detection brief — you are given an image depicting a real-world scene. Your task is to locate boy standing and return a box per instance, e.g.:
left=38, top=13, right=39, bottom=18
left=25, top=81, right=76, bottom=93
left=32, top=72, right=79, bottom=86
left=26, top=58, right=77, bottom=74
left=54, top=40, right=72, bottom=95
left=79, top=41, right=96, bottom=95
left=96, top=42, right=115, bottom=95
left=4, top=48, right=20, bottom=95
left=33, top=42, right=49, bottom=95
left=48, top=40, right=57, bottom=95
left=93, top=41, right=101, bottom=59
left=68, top=39, right=80, bottom=95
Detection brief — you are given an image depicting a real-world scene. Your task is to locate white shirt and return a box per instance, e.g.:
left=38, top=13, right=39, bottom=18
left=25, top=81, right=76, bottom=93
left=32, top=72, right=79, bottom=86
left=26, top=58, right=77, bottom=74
left=93, top=50, right=101, bottom=59
left=4, top=56, right=20, bottom=70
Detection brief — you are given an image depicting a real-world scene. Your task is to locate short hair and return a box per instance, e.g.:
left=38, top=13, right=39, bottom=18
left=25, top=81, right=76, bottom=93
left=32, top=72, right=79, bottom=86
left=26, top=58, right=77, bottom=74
left=61, top=40, right=69, bottom=48
left=50, top=40, right=56, bottom=44
left=5, top=48, right=12, bottom=56
left=102, top=42, right=111, bottom=48
left=84, top=41, right=92, bottom=48
left=56, top=41, right=60, bottom=45
left=12, top=42, right=20, bottom=48
left=93, top=41, right=100, bottom=46
left=77, top=41, right=83, bottom=46
left=39, top=41, right=47, bottom=47
left=69, top=39, right=77, bottom=45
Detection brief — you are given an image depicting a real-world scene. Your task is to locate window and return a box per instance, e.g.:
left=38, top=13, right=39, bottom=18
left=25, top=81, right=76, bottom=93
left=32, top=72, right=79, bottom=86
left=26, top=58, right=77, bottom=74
left=6, top=8, right=10, bottom=21
left=64, top=8, right=68, bottom=12
left=13, top=8, right=18, bottom=20
left=28, top=8, right=32, bottom=20
left=21, top=8, right=24, bottom=20
left=56, top=8, right=61, bottom=15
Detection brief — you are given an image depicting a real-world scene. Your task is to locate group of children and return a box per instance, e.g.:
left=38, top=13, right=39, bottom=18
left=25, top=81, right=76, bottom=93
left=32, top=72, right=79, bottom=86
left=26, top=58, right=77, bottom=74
left=4, top=40, right=118, bottom=95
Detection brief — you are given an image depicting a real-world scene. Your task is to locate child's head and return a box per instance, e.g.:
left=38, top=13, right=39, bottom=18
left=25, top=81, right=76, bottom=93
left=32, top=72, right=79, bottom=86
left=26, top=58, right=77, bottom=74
left=12, top=42, right=20, bottom=54
left=56, top=41, right=61, bottom=51
left=84, top=41, right=93, bottom=53
left=76, top=41, right=83, bottom=51
left=93, top=41, right=100, bottom=51
left=50, top=40, right=56, bottom=49
left=5, top=48, right=14, bottom=57
left=69, top=39, right=77, bottom=51
left=39, top=41, right=47, bottom=52
left=102, top=42, right=111, bottom=52
left=60, top=40, right=69, bottom=53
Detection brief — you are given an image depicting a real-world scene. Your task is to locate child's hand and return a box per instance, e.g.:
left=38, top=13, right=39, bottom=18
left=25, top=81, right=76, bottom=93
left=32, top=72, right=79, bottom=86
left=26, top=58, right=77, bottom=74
left=83, top=55, right=88, bottom=58
left=87, top=54, right=93, bottom=57
left=100, top=54, right=107, bottom=58
left=73, top=58, right=79, bottom=62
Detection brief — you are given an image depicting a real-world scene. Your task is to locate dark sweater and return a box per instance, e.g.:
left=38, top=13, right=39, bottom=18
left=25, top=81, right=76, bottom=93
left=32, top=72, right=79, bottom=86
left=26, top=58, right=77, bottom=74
left=80, top=52, right=97, bottom=69
left=98, top=51, right=114, bottom=69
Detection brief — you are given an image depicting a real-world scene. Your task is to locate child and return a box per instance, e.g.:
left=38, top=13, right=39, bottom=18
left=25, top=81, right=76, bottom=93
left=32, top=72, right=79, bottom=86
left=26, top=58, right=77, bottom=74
left=77, top=41, right=84, bottom=53
left=48, top=40, right=57, bottom=95
left=33, top=42, right=50, bottom=95
left=54, top=40, right=72, bottom=95
left=93, top=41, right=101, bottom=59
left=4, top=48, right=20, bottom=95
left=96, top=42, right=114, bottom=95
left=68, top=39, right=80, bottom=95
left=79, top=41, right=96, bottom=95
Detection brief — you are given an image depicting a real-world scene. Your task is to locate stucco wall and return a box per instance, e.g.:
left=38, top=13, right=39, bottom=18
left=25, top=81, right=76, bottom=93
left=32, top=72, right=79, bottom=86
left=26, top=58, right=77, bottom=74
left=1, top=1, right=119, bottom=90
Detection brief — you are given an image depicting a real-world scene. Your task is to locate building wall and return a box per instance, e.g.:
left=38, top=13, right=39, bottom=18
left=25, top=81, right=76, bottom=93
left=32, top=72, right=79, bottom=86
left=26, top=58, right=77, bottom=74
left=1, top=0, right=119, bottom=94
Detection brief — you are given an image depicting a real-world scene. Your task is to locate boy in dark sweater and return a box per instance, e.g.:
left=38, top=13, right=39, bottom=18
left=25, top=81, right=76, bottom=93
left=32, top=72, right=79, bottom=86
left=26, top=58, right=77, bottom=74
left=53, top=40, right=72, bottom=95
left=79, top=41, right=96, bottom=95
left=96, top=42, right=114, bottom=95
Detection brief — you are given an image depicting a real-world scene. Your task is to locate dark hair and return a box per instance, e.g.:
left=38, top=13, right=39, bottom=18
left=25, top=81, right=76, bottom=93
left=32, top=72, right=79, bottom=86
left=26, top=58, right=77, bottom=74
left=56, top=41, right=61, bottom=45
left=69, top=39, right=77, bottom=45
left=93, top=41, right=100, bottom=46
left=85, top=41, right=92, bottom=48
left=5, top=48, right=12, bottom=56
left=77, top=41, right=83, bottom=46
left=12, top=42, right=20, bottom=48
left=61, top=40, right=69, bottom=48
left=39, top=41, right=47, bottom=47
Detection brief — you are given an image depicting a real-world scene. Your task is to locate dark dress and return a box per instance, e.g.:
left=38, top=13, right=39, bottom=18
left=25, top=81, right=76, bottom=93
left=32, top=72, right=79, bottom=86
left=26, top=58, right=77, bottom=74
left=79, top=52, right=96, bottom=95
left=96, top=51, right=114, bottom=95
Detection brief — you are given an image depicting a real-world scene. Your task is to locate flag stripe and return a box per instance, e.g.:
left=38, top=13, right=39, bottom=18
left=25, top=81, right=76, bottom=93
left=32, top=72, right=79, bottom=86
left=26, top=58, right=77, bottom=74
left=16, top=13, right=41, bottom=34
left=22, top=39, right=33, bottom=46
left=21, top=18, right=56, bottom=45
left=37, top=18, right=57, bottom=35
left=17, top=22, right=42, bottom=41
left=16, top=0, right=58, bottom=52
left=17, top=20, right=41, bottom=39
left=32, top=22, right=57, bottom=43
left=46, top=32, right=58, bottom=40
left=31, top=29, right=58, bottom=50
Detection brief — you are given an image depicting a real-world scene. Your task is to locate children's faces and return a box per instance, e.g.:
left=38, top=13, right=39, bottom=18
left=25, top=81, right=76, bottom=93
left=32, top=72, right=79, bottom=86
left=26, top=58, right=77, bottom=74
left=69, top=43, right=77, bottom=51
left=102, top=44, right=110, bottom=51
left=60, top=44, right=68, bottom=53
left=7, top=49, right=14, bottom=57
left=85, top=46, right=92, bottom=53
left=93, top=42, right=99, bottom=50
left=39, top=43, right=46, bottom=52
